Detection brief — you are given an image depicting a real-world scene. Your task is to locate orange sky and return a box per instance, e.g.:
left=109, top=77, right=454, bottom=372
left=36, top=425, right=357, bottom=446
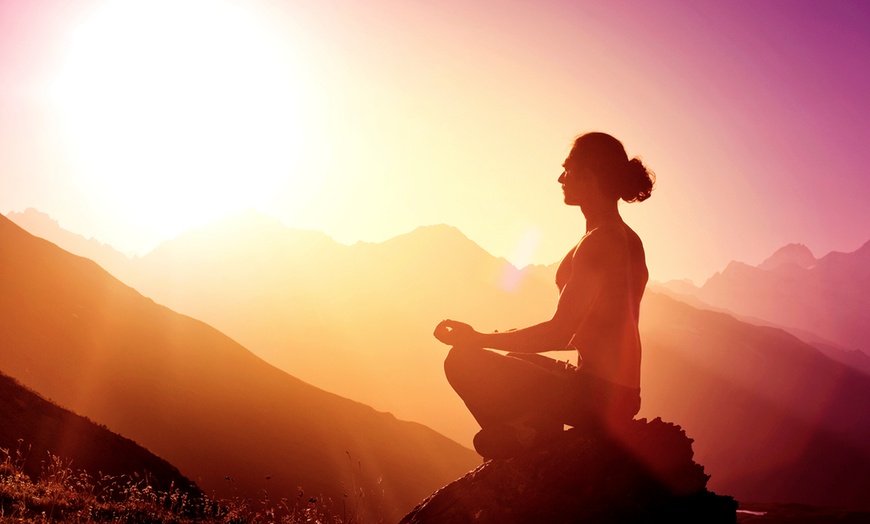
left=0, top=0, right=868, bottom=282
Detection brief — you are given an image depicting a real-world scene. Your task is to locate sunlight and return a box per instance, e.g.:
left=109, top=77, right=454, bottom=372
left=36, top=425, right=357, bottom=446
left=499, top=226, right=542, bottom=292
left=51, top=0, right=317, bottom=237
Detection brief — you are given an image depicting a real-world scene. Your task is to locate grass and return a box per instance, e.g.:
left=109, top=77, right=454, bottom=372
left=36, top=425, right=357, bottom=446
left=0, top=442, right=350, bottom=524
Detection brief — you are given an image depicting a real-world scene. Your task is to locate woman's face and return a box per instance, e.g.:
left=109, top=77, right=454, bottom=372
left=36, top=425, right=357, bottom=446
left=558, top=159, right=589, bottom=206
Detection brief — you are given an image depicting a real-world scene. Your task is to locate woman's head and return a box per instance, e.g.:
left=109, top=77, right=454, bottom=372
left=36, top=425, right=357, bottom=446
left=563, top=132, right=655, bottom=203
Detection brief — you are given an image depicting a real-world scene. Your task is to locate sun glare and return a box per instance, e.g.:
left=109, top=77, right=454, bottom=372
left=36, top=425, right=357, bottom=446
left=52, top=0, right=317, bottom=237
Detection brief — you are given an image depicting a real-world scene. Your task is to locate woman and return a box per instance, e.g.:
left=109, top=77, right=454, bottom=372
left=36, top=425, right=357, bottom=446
left=433, top=132, right=655, bottom=459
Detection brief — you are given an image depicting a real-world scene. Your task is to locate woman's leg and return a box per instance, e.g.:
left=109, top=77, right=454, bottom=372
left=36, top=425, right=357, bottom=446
left=444, top=346, right=569, bottom=430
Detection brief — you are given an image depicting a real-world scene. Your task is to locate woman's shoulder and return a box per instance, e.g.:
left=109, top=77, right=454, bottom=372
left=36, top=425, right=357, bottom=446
left=580, top=222, right=628, bottom=249
left=574, top=223, right=637, bottom=267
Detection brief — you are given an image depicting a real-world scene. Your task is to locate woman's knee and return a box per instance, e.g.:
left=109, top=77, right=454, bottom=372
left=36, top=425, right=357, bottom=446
left=444, top=345, right=483, bottom=387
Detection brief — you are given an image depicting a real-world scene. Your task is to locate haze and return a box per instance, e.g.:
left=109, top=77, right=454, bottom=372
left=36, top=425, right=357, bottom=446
left=1, top=0, right=869, bottom=283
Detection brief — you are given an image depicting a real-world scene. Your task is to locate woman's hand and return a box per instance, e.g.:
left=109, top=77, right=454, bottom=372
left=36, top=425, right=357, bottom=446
left=433, top=319, right=478, bottom=346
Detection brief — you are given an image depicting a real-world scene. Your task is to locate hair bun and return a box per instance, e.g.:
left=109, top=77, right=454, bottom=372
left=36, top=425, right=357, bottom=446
left=621, top=157, right=655, bottom=203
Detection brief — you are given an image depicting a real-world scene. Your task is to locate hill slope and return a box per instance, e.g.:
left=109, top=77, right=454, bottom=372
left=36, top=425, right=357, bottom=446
left=11, top=210, right=870, bottom=510
left=118, top=211, right=557, bottom=445
left=0, top=370, right=197, bottom=494
left=0, top=214, right=478, bottom=521
left=639, top=293, right=870, bottom=509
left=6, top=208, right=132, bottom=277
left=123, top=214, right=870, bottom=510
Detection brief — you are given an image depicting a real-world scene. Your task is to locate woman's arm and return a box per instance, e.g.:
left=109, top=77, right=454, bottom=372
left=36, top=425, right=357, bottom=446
left=433, top=229, right=617, bottom=352
left=432, top=316, right=573, bottom=353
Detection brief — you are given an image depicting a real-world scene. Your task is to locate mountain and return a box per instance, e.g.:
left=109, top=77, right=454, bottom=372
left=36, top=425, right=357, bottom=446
left=639, top=293, right=870, bottom=510
left=691, top=241, right=870, bottom=353
left=123, top=213, right=870, bottom=509
left=115, top=211, right=557, bottom=446
left=757, top=243, right=816, bottom=271
left=6, top=208, right=132, bottom=278
left=649, top=281, right=870, bottom=377
left=11, top=209, right=870, bottom=510
left=0, top=214, right=479, bottom=521
left=0, top=370, right=198, bottom=494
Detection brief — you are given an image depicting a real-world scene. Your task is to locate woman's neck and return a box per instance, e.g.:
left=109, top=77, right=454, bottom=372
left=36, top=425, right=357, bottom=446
left=583, top=204, right=621, bottom=232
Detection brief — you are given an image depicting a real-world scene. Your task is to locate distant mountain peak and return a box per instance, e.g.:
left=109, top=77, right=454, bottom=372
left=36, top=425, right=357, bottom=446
left=377, top=224, right=501, bottom=261
left=5, top=208, right=132, bottom=278
left=148, top=209, right=339, bottom=257
left=7, top=208, right=108, bottom=246
left=7, top=208, right=70, bottom=238
left=758, top=243, right=816, bottom=271
left=8, top=207, right=53, bottom=222
left=371, top=224, right=474, bottom=249
left=409, top=223, right=469, bottom=240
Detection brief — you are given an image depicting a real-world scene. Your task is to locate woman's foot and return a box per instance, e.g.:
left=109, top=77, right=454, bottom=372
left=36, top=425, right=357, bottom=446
left=474, top=420, right=562, bottom=460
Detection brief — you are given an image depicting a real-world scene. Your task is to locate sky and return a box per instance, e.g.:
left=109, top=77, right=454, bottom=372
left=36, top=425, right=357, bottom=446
left=1, top=0, right=868, bottom=283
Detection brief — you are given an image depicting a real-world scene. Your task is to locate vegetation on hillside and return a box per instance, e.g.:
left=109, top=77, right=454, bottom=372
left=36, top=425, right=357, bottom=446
left=0, top=443, right=354, bottom=524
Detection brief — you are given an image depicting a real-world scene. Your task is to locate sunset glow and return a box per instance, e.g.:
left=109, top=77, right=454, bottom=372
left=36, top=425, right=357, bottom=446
left=1, top=0, right=868, bottom=279
left=50, top=0, right=319, bottom=237
left=1, top=1, right=870, bottom=518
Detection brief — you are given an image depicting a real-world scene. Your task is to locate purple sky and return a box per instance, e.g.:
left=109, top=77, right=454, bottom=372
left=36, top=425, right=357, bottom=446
left=0, top=0, right=868, bottom=282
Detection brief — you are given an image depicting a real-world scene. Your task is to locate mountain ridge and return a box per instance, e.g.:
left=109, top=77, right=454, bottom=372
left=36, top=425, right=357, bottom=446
left=0, top=213, right=479, bottom=521
left=656, top=237, right=870, bottom=355
left=8, top=208, right=870, bottom=510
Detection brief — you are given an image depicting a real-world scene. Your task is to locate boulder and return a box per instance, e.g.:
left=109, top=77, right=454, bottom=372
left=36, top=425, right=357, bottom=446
left=401, top=418, right=736, bottom=523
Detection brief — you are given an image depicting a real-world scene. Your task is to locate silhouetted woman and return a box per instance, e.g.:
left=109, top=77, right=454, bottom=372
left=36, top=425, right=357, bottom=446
left=433, top=132, right=655, bottom=459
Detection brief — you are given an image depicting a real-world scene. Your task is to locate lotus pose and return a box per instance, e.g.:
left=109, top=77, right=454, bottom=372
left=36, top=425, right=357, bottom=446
left=434, top=132, right=655, bottom=459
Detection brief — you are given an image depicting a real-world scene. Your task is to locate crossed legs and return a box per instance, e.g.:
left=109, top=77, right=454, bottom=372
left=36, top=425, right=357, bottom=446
left=444, top=346, right=572, bottom=457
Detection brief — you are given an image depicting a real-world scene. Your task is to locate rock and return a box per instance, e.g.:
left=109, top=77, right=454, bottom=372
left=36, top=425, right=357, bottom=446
left=400, top=418, right=737, bottom=524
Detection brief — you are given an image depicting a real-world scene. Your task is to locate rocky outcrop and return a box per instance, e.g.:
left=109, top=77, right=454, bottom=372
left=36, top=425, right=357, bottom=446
left=401, top=418, right=736, bottom=524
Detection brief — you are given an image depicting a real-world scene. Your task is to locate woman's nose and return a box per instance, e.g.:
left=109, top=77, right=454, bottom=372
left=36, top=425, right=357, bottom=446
left=558, top=171, right=566, bottom=183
